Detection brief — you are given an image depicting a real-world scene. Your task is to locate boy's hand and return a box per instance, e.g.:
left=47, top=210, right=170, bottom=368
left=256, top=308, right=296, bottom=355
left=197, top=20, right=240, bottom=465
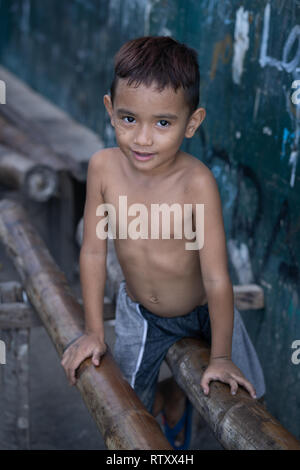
left=61, top=333, right=107, bottom=386
left=200, top=358, right=257, bottom=399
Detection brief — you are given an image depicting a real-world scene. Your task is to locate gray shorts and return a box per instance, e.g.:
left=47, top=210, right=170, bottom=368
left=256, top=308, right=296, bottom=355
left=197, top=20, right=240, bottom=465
left=113, top=280, right=266, bottom=414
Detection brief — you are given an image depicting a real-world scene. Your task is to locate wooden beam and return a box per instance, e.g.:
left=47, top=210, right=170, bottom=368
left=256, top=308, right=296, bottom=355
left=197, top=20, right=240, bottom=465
left=0, top=199, right=171, bottom=450
left=0, top=114, right=68, bottom=173
left=0, top=66, right=104, bottom=180
left=0, top=281, right=24, bottom=303
left=0, top=302, right=42, bottom=328
left=233, top=284, right=264, bottom=310
left=0, top=281, right=30, bottom=449
left=0, top=144, right=58, bottom=201
left=165, top=337, right=300, bottom=450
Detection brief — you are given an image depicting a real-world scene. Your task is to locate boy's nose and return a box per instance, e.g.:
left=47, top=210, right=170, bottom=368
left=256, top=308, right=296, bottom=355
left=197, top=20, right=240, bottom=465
left=133, top=125, right=153, bottom=146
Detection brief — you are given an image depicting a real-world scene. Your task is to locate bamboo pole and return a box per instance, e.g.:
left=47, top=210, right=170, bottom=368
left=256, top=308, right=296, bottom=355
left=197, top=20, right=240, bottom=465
left=0, top=115, right=68, bottom=173
left=0, top=199, right=171, bottom=450
left=0, top=65, right=104, bottom=181
left=0, top=144, right=58, bottom=201
left=165, top=337, right=300, bottom=450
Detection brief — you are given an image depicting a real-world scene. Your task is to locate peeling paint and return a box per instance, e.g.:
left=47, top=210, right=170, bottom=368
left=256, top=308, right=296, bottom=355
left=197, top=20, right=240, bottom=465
left=232, top=7, right=250, bottom=85
left=228, top=239, right=254, bottom=284
left=260, top=2, right=300, bottom=73
left=281, top=128, right=293, bottom=160
left=260, top=279, right=272, bottom=290
left=253, top=88, right=261, bottom=121
left=288, top=150, right=298, bottom=187
left=263, top=126, right=272, bottom=136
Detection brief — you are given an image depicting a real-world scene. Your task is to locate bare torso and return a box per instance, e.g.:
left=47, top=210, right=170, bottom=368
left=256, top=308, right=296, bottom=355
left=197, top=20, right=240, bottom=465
left=102, top=148, right=208, bottom=317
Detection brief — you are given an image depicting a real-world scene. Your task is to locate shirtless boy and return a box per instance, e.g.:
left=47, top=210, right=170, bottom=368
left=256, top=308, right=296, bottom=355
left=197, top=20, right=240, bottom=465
left=61, top=36, right=265, bottom=449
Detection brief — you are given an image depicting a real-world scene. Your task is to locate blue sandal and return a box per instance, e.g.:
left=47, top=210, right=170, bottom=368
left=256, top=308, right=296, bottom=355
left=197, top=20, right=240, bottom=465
left=162, top=398, right=193, bottom=450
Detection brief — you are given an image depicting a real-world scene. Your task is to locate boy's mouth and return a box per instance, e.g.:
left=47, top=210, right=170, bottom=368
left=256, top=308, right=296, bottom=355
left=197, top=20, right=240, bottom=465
left=132, top=150, right=156, bottom=161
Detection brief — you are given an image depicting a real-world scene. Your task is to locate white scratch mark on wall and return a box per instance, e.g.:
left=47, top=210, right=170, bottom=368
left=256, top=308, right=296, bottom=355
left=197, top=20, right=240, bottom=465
left=282, top=25, right=300, bottom=74
left=253, top=88, right=261, bottom=121
left=228, top=239, right=254, bottom=284
left=260, top=2, right=300, bottom=73
left=232, top=7, right=250, bottom=85
left=259, top=3, right=275, bottom=68
left=285, top=76, right=300, bottom=187
left=263, top=126, right=272, bottom=135
left=288, top=150, right=298, bottom=187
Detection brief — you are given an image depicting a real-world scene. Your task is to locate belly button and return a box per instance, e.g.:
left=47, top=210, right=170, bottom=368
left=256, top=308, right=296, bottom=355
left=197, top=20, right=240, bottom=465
left=150, top=295, right=159, bottom=303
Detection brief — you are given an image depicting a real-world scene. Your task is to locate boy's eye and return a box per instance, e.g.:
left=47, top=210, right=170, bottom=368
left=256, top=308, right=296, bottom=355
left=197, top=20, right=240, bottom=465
left=122, top=116, right=135, bottom=123
left=157, top=120, right=169, bottom=128
left=120, top=116, right=170, bottom=127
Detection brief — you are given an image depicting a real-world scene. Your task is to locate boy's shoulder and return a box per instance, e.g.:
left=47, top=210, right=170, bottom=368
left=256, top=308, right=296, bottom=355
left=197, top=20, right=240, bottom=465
left=87, top=147, right=120, bottom=175
left=181, top=151, right=215, bottom=186
left=88, top=146, right=118, bottom=164
left=180, top=152, right=219, bottom=203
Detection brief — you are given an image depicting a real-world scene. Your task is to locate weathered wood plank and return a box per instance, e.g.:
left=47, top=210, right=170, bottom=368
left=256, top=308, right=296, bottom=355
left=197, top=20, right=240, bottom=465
left=0, top=329, right=30, bottom=449
left=0, top=144, right=58, bottom=201
left=0, top=114, right=68, bottom=172
left=0, top=303, right=42, bottom=328
left=233, top=284, right=264, bottom=310
left=0, top=281, right=23, bottom=303
left=0, top=66, right=104, bottom=180
left=0, top=281, right=30, bottom=449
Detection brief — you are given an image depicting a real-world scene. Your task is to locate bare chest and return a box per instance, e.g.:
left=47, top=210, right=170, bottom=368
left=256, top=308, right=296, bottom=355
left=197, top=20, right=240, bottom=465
left=103, top=174, right=196, bottom=242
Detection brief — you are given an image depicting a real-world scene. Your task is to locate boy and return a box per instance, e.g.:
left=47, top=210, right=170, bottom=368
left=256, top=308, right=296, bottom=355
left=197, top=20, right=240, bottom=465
left=61, top=36, right=265, bottom=449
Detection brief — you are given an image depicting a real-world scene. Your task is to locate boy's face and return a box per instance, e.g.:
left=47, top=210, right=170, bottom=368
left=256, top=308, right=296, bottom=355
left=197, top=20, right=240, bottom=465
left=104, top=78, right=205, bottom=175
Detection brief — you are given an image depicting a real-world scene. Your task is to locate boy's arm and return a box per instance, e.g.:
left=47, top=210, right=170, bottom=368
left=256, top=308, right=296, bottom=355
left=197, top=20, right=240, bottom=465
left=61, top=150, right=108, bottom=385
left=192, top=167, right=256, bottom=398
left=80, top=150, right=108, bottom=338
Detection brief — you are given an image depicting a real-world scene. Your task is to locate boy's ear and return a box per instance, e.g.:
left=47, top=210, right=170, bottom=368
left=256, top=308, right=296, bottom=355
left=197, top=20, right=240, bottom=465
left=185, top=107, right=206, bottom=138
left=103, top=94, right=115, bottom=128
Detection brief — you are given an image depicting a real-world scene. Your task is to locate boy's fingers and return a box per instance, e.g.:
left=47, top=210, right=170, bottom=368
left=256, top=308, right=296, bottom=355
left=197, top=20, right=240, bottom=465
left=200, top=375, right=211, bottom=395
left=66, top=355, right=85, bottom=385
left=228, top=378, right=238, bottom=395
left=232, top=374, right=257, bottom=398
left=92, top=349, right=102, bottom=366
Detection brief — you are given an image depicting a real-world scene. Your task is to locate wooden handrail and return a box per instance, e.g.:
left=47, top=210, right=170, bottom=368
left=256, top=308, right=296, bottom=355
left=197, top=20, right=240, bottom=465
left=0, top=199, right=171, bottom=450
left=165, top=338, right=300, bottom=450
left=1, top=198, right=299, bottom=450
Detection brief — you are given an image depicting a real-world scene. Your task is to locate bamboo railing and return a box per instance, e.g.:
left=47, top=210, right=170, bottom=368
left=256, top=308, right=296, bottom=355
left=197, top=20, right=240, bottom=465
left=0, top=198, right=300, bottom=450
left=165, top=338, right=300, bottom=450
left=0, top=199, right=171, bottom=450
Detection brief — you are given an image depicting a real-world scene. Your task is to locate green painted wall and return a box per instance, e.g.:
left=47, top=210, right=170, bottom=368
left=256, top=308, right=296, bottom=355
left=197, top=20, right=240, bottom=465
left=0, top=0, right=299, bottom=441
